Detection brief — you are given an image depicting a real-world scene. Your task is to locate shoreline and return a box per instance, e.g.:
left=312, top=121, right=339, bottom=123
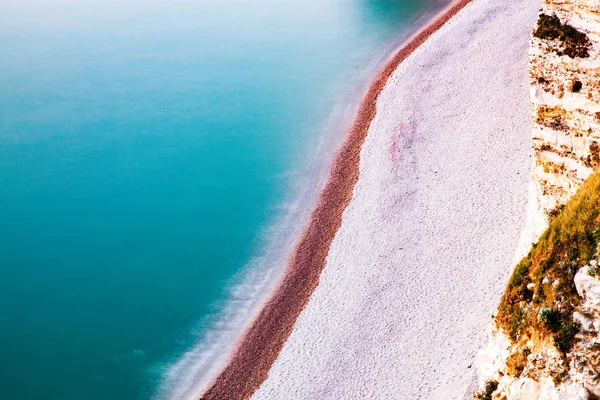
left=200, top=1, right=475, bottom=398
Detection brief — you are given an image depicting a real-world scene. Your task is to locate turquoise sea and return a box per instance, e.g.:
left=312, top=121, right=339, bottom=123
left=0, top=1, right=443, bottom=399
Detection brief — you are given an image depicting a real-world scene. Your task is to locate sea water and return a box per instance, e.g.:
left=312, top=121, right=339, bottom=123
left=0, top=1, right=442, bottom=399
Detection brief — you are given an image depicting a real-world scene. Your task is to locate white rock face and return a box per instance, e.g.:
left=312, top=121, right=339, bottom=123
left=528, top=0, right=600, bottom=239
left=503, top=377, right=588, bottom=400
left=506, top=378, right=540, bottom=400
left=575, top=266, right=600, bottom=312
left=475, top=323, right=513, bottom=385
left=568, top=265, right=600, bottom=397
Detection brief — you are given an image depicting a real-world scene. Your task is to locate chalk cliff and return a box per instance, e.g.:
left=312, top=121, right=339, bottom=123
left=475, top=1, right=600, bottom=398
left=528, top=0, right=600, bottom=240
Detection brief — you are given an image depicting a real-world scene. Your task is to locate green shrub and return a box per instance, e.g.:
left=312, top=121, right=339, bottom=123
left=474, top=380, right=498, bottom=400
left=555, top=320, right=580, bottom=352
left=538, top=307, right=557, bottom=326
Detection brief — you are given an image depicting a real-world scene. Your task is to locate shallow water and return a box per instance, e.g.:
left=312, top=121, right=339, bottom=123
left=0, top=1, right=441, bottom=398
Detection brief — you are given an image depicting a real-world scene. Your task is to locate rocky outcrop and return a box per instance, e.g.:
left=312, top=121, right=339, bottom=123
left=475, top=1, right=600, bottom=398
left=528, top=0, right=600, bottom=239
left=571, top=263, right=600, bottom=396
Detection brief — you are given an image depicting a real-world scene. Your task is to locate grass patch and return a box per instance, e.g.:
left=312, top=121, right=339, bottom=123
left=496, top=173, right=600, bottom=353
left=533, top=14, right=591, bottom=58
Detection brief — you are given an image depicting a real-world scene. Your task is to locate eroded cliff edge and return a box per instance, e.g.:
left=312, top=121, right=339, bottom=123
left=475, top=1, right=600, bottom=399
left=528, top=1, right=600, bottom=240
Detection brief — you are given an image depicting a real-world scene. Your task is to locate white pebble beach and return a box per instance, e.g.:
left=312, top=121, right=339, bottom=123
left=252, top=0, right=541, bottom=398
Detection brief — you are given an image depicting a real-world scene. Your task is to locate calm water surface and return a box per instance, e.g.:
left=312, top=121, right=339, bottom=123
left=0, top=1, right=441, bottom=398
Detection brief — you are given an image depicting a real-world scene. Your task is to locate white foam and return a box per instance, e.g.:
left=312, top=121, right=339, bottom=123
left=153, top=256, right=280, bottom=400
left=152, top=28, right=372, bottom=400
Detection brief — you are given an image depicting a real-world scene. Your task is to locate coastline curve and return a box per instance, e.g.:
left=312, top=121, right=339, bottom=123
left=200, top=1, right=474, bottom=398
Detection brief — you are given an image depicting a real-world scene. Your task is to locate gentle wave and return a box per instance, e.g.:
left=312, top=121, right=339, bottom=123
left=153, top=4, right=449, bottom=399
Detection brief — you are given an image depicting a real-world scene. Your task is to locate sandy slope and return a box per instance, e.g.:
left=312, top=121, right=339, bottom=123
left=252, top=0, right=541, bottom=398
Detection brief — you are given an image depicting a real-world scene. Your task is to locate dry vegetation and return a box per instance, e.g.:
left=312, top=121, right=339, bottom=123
left=585, top=141, right=600, bottom=169
left=497, top=173, right=600, bottom=358
left=535, top=105, right=569, bottom=131
left=533, top=13, right=591, bottom=58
